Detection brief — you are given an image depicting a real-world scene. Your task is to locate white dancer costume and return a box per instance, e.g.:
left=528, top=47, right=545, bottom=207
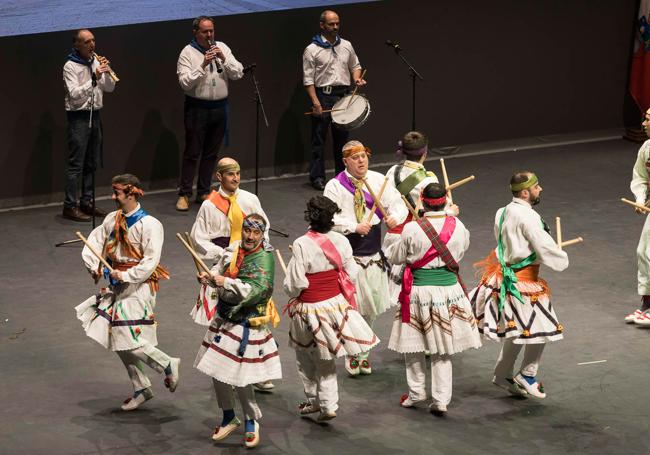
left=631, top=140, right=650, bottom=296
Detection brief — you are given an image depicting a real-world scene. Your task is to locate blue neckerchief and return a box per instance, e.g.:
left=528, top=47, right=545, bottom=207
left=102, top=208, right=149, bottom=285
left=189, top=38, right=209, bottom=54
left=311, top=34, right=340, bottom=49
left=66, top=49, right=94, bottom=67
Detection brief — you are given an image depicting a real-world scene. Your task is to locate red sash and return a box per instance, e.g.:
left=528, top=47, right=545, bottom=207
left=388, top=212, right=413, bottom=234
left=298, top=270, right=341, bottom=302
left=398, top=217, right=455, bottom=322
left=305, top=230, right=357, bottom=309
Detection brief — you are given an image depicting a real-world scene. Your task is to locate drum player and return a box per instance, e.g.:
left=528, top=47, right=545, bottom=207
left=303, top=9, right=367, bottom=191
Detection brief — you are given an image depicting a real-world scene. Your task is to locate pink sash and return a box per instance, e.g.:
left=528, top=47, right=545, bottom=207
left=398, top=217, right=455, bottom=322
left=306, top=230, right=357, bottom=309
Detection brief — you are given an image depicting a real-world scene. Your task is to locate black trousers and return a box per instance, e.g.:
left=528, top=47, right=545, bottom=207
left=178, top=99, right=227, bottom=198
left=309, top=88, right=349, bottom=183
left=64, top=110, right=102, bottom=209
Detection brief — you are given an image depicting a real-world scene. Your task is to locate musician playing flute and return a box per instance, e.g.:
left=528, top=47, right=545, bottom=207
left=303, top=9, right=366, bottom=190
left=470, top=171, right=568, bottom=399
left=626, top=108, right=650, bottom=325
left=323, top=141, right=407, bottom=375
left=75, top=174, right=180, bottom=411
left=62, top=29, right=115, bottom=222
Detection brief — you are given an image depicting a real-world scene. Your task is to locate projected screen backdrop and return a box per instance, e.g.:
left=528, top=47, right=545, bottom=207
left=0, top=0, right=376, bottom=37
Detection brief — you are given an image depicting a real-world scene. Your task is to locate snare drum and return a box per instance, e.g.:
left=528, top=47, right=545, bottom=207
left=331, top=94, right=371, bottom=131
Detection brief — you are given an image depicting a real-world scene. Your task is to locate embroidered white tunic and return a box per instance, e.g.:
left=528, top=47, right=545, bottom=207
left=631, top=139, right=650, bottom=295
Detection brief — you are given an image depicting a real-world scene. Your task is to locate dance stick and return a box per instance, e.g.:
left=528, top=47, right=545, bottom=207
left=75, top=231, right=114, bottom=272
left=440, top=158, right=453, bottom=204
left=446, top=175, right=475, bottom=192
left=275, top=249, right=288, bottom=275
left=621, top=198, right=650, bottom=213
left=365, top=176, right=389, bottom=223
left=561, top=237, right=583, bottom=248
left=346, top=68, right=367, bottom=109
left=361, top=178, right=388, bottom=218
left=176, top=233, right=212, bottom=275
left=401, top=195, right=419, bottom=219
left=184, top=232, right=203, bottom=272
left=556, top=217, right=562, bottom=249
left=303, top=108, right=344, bottom=115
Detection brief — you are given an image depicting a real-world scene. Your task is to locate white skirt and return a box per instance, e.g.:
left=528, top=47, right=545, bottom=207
left=75, top=283, right=158, bottom=352
left=354, top=253, right=393, bottom=320
left=388, top=283, right=481, bottom=355
left=189, top=283, right=218, bottom=326
left=470, top=273, right=564, bottom=345
left=287, top=294, right=380, bottom=360
left=194, top=317, right=282, bottom=387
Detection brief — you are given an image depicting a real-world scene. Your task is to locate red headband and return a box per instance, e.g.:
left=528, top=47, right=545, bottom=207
left=112, top=183, right=145, bottom=197
left=421, top=195, right=447, bottom=207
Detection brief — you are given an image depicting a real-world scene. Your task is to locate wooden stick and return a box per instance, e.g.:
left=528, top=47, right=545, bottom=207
left=446, top=175, right=475, bottom=192
left=556, top=217, right=562, bottom=249
left=303, top=108, right=344, bottom=115
left=361, top=178, right=388, bottom=218
left=275, top=249, right=288, bottom=275
left=401, top=195, right=419, bottom=220
left=560, top=237, right=583, bottom=248
left=346, top=68, right=367, bottom=109
left=440, top=158, right=453, bottom=204
left=176, top=233, right=212, bottom=275
left=621, top=198, right=650, bottom=213
left=75, top=231, right=114, bottom=272
left=184, top=232, right=203, bottom=272
left=365, top=176, right=389, bottom=223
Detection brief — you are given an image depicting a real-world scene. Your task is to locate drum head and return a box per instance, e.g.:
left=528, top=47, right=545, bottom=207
left=332, top=94, right=370, bottom=130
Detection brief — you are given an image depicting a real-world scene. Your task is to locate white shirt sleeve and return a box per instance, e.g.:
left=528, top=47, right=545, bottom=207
left=220, top=42, right=244, bottom=80
left=631, top=141, right=650, bottom=204
left=283, top=239, right=310, bottom=298
left=122, top=218, right=164, bottom=284
left=302, top=46, right=316, bottom=86
left=177, top=47, right=207, bottom=91
left=190, top=202, right=225, bottom=262
left=522, top=217, right=568, bottom=272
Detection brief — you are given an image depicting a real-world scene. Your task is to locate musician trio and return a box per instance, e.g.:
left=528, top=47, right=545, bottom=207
left=69, top=8, right=650, bottom=451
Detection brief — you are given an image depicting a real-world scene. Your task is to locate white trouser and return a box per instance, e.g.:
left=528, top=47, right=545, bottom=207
left=494, top=339, right=545, bottom=379
left=213, top=379, right=262, bottom=421
left=116, top=344, right=171, bottom=392
left=404, top=352, right=453, bottom=406
left=637, top=215, right=650, bottom=295
left=295, top=348, right=338, bottom=413
left=348, top=316, right=374, bottom=361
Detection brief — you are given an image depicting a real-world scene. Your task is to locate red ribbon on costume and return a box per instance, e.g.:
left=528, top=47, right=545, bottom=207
left=306, top=230, right=357, bottom=309
left=398, top=216, right=455, bottom=323
left=388, top=212, right=413, bottom=235
left=298, top=270, right=341, bottom=302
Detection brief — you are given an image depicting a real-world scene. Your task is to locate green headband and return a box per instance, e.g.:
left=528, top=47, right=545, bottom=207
left=510, top=174, right=538, bottom=192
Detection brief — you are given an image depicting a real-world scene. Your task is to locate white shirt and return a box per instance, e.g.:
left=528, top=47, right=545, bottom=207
left=302, top=36, right=361, bottom=87
left=177, top=42, right=244, bottom=100
left=386, top=212, right=469, bottom=268
left=82, top=204, right=164, bottom=284
left=323, top=169, right=408, bottom=235
left=63, top=59, right=115, bottom=111
left=190, top=187, right=269, bottom=262
left=283, top=230, right=360, bottom=298
left=493, top=198, right=568, bottom=272
left=631, top=139, right=650, bottom=204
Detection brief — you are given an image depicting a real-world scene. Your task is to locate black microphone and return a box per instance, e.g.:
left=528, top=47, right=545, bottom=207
left=243, top=63, right=256, bottom=74
left=385, top=40, right=401, bottom=51
left=91, top=71, right=97, bottom=87
left=208, top=39, right=223, bottom=73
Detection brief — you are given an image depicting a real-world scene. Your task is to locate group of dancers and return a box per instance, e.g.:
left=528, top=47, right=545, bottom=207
left=73, top=128, right=584, bottom=449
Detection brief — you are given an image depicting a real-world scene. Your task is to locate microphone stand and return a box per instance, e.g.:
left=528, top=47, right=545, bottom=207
left=389, top=45, right=423, bottom=131
left=56, top=70, right=99, bottom=247
left=246, top=64, right=288, bottom=238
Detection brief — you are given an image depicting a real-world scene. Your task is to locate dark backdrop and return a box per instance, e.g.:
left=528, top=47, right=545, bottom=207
left=0, top=0, right=637, bottom=206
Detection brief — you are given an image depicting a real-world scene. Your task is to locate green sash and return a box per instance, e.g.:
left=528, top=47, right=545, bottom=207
left=496, top=208, right=537, bottom=310
left=412, top=267, right=458, bottom=286
left=396, top=168, right=427, bottom=196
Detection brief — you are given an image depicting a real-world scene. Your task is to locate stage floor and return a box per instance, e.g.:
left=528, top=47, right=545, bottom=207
left=2, top=138, right=649, bottom=454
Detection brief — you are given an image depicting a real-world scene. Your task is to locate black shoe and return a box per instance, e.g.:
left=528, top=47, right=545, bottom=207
left=312, top=179, right=325, bottom=191
left=79, top=203, right=108, bottom=217
left=62, top=206, right=91, bottom=222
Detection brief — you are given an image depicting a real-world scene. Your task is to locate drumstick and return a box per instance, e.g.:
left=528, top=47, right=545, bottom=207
left=361, top=177, right=388, bottom=218
left=446, top=175, right=475, bottom=192
left=176, top=233, right=212, bottom=275
left=346, top=69, right=367, bottom=109
left=621, top=198, right=650, bottom=213
left=184, top=232, right=203, bottom=272
left=303, top=108, right=345, bottom=115
left=365, top=176, right=389, bottom=223
left=401, top=195, right=419, bottom=220
left=75, top=231, right=114, bottom=272
left=561, top=237, right=583, bottom=248
left=275, top=249, right=288, bottom=275
left=440, top=158, right=453, bottom=204
left=556, top=217, right=562, bottom=249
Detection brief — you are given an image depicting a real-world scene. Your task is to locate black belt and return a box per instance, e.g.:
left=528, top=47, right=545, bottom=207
left=316, top=85, right=348, bottom=95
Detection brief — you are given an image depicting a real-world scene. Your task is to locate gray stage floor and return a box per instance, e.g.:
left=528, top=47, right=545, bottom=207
left=2, top=138, right=649, bottom=454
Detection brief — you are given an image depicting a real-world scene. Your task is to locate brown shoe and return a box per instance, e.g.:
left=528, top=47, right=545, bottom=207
left=176, top=196, right=189, bottom=211
left=80, top=203, right=108, bottom=217
left=62, top=206, right=91, bottom=222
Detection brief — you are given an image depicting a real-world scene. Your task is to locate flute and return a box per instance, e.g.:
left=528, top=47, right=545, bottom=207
left=93, top=52, right=120, bottom=82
